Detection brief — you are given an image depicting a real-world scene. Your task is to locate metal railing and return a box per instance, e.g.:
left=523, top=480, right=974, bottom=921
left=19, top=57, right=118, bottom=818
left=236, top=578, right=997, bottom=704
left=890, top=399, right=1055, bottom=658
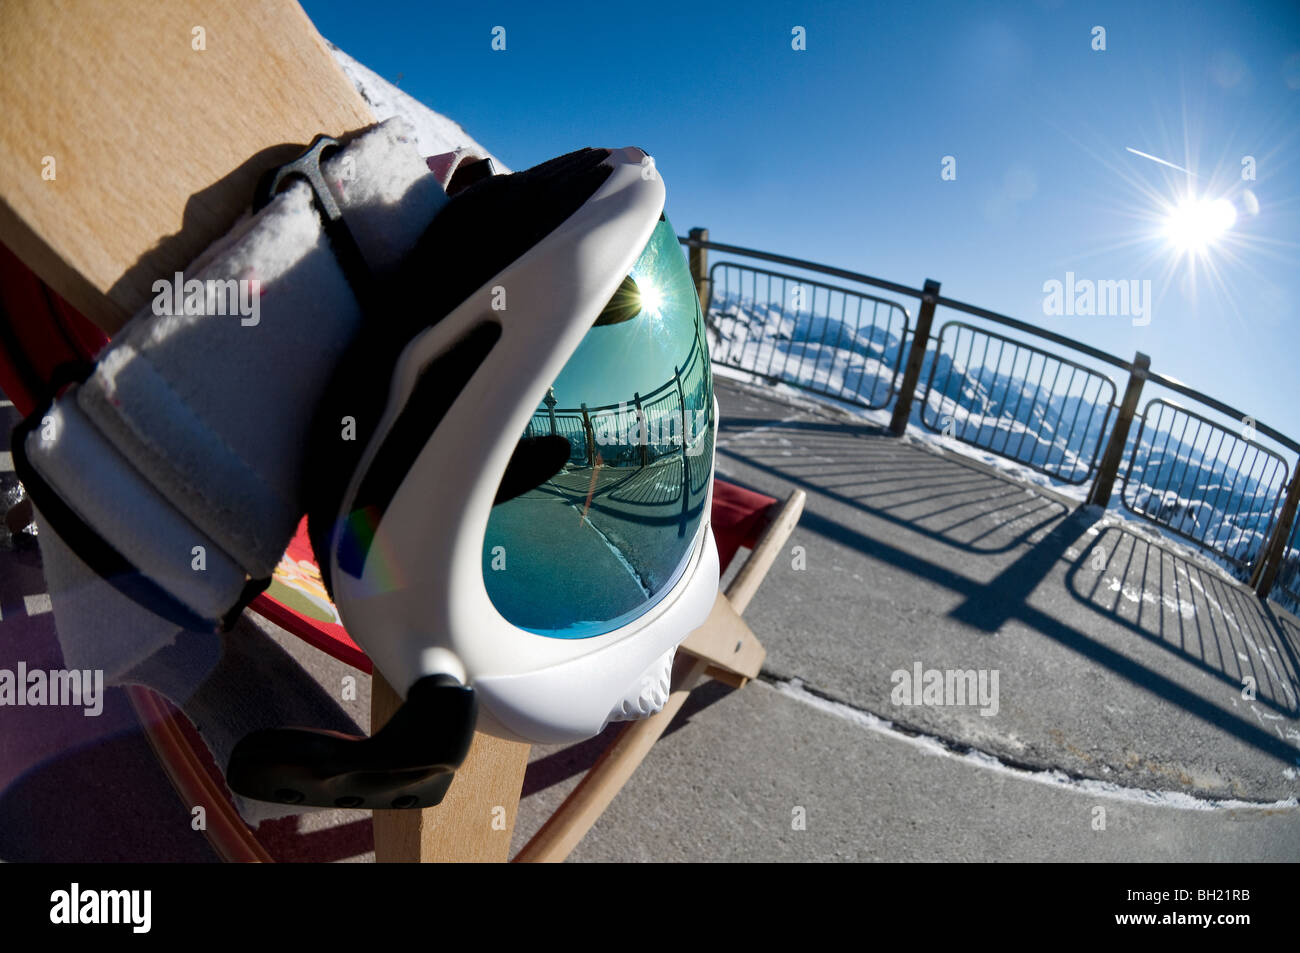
left=707, top=262, right=909, bottom=409
left=919, top=321, right=1116, bottom=485
left=680, top=228, right=1300, bottom=603
left=1121, top=399, right=1290, bottom=568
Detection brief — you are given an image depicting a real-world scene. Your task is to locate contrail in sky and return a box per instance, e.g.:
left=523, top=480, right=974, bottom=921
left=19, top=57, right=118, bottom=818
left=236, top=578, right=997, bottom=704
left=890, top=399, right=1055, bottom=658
left=1125, top=146, right=1197, bottom=177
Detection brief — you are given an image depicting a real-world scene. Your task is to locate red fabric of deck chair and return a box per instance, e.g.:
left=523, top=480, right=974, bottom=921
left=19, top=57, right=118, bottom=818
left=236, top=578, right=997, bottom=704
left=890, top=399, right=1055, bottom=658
left=711, top=480, right=779, bottom=573
left=0, top=241, right=108, bottom=415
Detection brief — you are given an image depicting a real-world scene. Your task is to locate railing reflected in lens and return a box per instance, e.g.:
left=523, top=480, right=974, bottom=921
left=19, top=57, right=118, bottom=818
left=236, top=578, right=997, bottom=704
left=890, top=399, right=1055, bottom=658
left=520, top=326, right=714, bottom=545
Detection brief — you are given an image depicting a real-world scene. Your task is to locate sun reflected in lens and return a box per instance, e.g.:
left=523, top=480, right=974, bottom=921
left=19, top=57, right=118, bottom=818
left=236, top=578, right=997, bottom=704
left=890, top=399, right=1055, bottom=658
left=638, top=280, right=663, bottom=316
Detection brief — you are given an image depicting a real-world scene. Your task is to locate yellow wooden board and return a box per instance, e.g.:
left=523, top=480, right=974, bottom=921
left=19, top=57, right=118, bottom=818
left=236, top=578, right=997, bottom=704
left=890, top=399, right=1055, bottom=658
left=0, top=0, right=374, bottom=332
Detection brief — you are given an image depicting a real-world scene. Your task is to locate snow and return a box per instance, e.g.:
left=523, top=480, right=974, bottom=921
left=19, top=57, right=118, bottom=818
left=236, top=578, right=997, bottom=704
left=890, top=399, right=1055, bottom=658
left=328, top=44, right=508, bottom=170
left=773, top=676, right=1299, bottom=811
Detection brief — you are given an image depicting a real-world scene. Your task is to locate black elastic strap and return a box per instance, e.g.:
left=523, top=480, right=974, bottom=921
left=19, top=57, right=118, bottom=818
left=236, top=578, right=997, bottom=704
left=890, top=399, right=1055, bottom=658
left=11, top=376, right=270, bottom=633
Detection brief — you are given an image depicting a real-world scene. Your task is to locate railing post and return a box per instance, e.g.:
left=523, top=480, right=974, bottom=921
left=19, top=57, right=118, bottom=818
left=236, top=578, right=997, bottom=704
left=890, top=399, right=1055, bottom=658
left=675, top=365, right=690, bottom=498
left=633, top=393, right=647, bottom=468
left=1086, top=351, right=1150, bottom=508
left=543, top=386, right=558, bottom=436
left=688, top=227, right=709, bottom=315
left=580, top=403, right=595, bottom=466
left=674, top=366, right=688, bottom=455
left=888, top=278, right=940, bottom=436
left=1249, top=473, right=1300, bottom=599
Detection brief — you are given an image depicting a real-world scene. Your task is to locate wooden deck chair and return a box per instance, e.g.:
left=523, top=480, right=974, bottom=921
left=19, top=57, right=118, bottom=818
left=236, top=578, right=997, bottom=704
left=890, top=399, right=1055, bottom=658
left=251, top=482, right=803, bottom=862
left=178, top=483, right=800, bottom=862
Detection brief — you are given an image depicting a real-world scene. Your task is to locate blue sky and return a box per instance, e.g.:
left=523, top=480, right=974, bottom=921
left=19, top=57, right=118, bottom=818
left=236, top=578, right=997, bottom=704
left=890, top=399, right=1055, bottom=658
left=304, top=0, right=1300, bottom=440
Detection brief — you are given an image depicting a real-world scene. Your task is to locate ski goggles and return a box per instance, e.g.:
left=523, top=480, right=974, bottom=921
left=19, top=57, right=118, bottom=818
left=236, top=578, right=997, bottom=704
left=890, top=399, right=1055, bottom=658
left=15, top=127, right=719, bottom=808
left=321, top=144, right=720, bottom=749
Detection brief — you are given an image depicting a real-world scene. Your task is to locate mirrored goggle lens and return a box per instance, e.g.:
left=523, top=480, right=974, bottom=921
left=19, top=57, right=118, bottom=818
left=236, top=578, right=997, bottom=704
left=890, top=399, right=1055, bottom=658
left=483, top=216, right=715, bottom=638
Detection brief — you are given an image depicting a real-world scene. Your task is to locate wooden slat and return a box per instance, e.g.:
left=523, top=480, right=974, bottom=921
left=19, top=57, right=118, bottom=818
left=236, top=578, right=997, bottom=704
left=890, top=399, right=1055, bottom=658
left=0, top=0, right=374, bottom=333
left=370, top=673, right=530, bottom=863
left=513, top=656, right=711, bottom=863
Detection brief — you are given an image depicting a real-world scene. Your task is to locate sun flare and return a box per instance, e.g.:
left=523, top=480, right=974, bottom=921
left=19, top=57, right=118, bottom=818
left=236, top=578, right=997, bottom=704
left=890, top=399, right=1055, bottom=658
left=1162, top=195, right=1237, bottom=254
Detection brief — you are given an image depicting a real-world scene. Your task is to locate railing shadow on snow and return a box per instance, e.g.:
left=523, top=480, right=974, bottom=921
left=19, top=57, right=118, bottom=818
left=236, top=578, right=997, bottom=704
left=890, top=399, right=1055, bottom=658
left=1065, top=523, right=1300, bottom=717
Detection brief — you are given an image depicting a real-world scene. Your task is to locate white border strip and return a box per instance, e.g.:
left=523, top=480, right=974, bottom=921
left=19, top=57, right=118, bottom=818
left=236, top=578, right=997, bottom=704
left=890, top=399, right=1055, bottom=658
left=771, top=676, right=1299, bottom=812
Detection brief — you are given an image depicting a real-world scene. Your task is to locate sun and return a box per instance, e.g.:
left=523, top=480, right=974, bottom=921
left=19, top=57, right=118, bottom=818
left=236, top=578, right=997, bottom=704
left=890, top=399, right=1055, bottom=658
left=1162, top=195, right=1237, bottom=254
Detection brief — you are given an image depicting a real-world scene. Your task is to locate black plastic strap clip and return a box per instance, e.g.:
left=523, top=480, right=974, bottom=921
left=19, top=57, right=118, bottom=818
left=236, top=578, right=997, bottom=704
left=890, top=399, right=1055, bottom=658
left=227, top=674, right=478, bottom=810
left=254, top=134, right=377, bottom=310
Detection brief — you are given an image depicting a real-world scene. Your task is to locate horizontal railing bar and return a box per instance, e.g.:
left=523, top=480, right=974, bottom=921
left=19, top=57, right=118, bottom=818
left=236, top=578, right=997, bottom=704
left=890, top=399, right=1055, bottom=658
left=933, top=296, right=1134, bottom=373
left=1145, top=371, right=1300, bottom=457
left=685, top=235, right=1300, bottom=465
left=681, top=237, right=1137, bottom=373
left=708, top=261, right=913, bottom=318
left=679, top=236, right=927, bottom=301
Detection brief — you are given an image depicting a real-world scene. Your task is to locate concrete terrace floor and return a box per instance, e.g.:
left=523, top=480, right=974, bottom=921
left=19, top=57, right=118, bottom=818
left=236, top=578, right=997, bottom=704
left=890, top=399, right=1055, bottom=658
left=511, top=378, right=1300, bottom=861
left=2, top=380, right=1299, bottom=861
